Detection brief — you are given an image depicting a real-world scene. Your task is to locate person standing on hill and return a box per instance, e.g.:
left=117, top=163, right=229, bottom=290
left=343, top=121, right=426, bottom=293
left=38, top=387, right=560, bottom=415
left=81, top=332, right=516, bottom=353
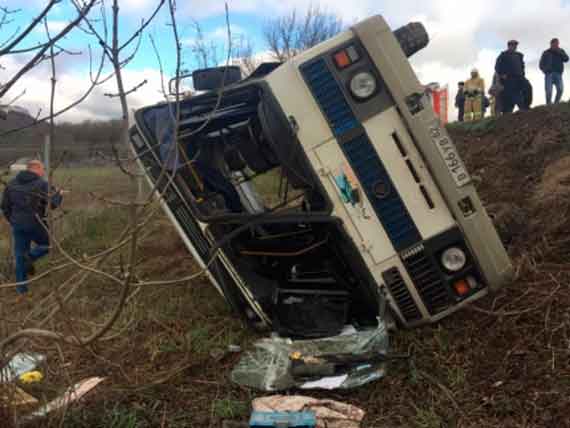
left=539, top=38, right=569, bottom=104
left=489, top=73, right=504, bottom=116
left=455, top=81, right=465, bottom=122
left=495, top=40, right=526, bottom=113
left=1, top=160, right=62, bottom=297
left=463, top=69, right=485, bottom=121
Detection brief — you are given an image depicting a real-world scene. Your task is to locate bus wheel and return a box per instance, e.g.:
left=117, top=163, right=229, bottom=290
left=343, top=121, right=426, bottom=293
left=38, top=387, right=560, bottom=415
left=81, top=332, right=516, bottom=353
left=393, top=22, right=429, bottom=58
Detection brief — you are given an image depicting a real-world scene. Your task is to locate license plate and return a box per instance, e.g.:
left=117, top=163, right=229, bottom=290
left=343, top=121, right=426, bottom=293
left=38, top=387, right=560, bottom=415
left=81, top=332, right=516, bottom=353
left=428, top=123, right=471, bottom=187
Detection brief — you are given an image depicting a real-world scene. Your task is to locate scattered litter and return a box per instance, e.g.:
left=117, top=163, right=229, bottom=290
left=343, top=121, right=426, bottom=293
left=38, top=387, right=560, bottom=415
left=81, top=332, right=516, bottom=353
left=252, top=395, right=365, bottom=428
left=299, top=374, right=348, bottom=390
left=25, top=377, right=105, bottom=420
left=210, top=348, right=227, bottom=362
left=250, top=410, right=316, bottom=427
left=231, top=321, right=388, bottom=391
left=0, top=353, right=45, bottom=383
left=19, top=370, right=43, bottom=384
left=228, top=345, right=242, bottom=353
left=1, top=386, right=39, bottom=407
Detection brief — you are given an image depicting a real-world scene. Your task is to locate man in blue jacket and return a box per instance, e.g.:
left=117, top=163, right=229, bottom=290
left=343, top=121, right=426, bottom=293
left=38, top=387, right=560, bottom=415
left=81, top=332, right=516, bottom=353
left=1, top=160, right=62, bottom=295
left=539, top=38, right=569, bottom=104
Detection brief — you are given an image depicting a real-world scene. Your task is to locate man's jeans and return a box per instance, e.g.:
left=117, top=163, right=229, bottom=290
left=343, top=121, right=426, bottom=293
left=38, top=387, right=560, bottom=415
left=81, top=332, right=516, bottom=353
left=545, top=72, right=564, bottom=104
left=12, top=223, right=50, bottom=294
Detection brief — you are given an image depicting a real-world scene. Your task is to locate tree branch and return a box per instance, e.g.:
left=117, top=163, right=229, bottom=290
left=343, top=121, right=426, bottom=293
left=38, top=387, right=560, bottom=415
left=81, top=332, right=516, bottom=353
left=0, top=0, right=58, bottom=56
left=0, top=0, right=97, bottom=99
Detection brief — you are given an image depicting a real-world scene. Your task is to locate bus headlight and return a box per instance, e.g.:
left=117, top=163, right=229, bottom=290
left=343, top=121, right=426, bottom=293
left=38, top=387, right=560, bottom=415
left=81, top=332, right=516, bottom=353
left=349, top=71, right=377, bottom=100
left=441, top=247, right=466, bottom=272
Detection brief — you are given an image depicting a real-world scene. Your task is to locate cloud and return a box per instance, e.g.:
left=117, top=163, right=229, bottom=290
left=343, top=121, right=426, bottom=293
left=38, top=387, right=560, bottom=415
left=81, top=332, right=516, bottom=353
left=0, top=51, right=166, bottom=123
left=34, top=20, right=68, bottom=35
left=6, top=0, right=570, bottom=124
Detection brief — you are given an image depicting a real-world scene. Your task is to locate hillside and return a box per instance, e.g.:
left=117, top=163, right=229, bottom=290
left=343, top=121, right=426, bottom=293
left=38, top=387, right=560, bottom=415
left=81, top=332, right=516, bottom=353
left=450, top=103, right=570, bottom=259
left=2, top=105, right=570, bottom=428
left=0, top=109, right=49, bottom=163
left=0, top=110, right=121, bottom=165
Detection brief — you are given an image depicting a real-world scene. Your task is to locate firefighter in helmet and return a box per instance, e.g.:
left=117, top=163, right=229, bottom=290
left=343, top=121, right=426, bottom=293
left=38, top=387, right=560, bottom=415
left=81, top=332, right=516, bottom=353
left=463, top=68, right=485, bottom=121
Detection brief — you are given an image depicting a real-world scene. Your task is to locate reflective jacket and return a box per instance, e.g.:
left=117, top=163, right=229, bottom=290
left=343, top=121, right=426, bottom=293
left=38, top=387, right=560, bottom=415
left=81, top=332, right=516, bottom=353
left=464, top=76, right=485, bottom=97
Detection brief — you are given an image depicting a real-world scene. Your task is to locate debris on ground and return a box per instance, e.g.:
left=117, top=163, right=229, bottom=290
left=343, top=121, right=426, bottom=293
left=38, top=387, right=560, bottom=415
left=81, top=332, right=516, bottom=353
left=252, top=395, right=365, bottom=428
left=0, top=353, right=45, bottom=383
left=24, top=377, right=105, bottom=420
left=249, top=410, right=316, bottom=427
left=231, top=322, right=388, bottom=391
left=19, top=370, right=43, bottom=384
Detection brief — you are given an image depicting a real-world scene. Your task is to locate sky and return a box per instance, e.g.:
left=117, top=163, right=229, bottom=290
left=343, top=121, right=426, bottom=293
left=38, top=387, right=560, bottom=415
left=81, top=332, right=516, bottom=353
left=2, top=0, right=570, bottom=123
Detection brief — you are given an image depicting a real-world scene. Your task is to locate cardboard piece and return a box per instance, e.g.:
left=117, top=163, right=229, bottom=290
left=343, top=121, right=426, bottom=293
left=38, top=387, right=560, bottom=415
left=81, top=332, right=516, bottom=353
left=253, top=395, right=365, bottom=428
left=26, top=377, right=105, bottom=419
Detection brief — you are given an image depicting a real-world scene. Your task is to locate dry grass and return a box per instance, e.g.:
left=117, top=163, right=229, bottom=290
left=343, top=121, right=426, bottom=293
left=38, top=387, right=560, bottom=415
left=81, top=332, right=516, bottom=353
left=2, top=105, right=570, bottom=427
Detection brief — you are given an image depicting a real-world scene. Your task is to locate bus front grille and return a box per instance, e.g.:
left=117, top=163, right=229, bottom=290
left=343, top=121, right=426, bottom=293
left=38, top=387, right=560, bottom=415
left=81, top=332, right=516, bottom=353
left=300, top=58, right=358, bottom=136
left=382, top=267, right=422, bottom=322
left=343, top=134, right=421, bottom=251
left=402, top=245, right=450, bottom=315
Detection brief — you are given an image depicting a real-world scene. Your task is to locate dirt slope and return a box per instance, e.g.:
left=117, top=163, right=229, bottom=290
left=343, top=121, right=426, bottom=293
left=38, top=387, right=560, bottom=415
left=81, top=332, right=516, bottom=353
left=451, top=104, right=570, bottom=258
left=20, top=105, right=570, bottom=428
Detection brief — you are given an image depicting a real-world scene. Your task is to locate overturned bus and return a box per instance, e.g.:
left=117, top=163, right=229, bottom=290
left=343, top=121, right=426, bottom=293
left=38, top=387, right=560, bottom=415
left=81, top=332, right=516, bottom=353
left=129, top=15, right=513, bottom=336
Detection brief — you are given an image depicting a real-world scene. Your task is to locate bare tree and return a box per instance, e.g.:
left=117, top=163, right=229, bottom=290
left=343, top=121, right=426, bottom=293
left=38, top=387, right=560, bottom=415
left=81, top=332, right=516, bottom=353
left=0, top=2, right=242, bottom=425
left=188, top=19, right=221, bottom=69
left=0, top=1, right=98, bottom=100
left=187, top=19, right=257, bottom=77
left=231, top=34, right=258, bottom=76
left=0, top=1, right=168, bottom=424
left=263, top=4, right=344, bottom=61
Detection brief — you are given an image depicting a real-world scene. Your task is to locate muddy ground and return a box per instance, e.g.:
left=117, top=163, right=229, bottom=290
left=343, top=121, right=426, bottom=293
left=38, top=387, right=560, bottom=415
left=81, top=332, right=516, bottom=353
left=3, top=104, right=570, bottom=427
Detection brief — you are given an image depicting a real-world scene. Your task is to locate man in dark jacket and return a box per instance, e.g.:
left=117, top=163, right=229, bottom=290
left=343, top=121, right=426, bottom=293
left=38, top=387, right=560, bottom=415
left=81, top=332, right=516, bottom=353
left=539, top=38, right=569, bottom=104
left=495, top=40, right=526, bottom=113
left=1, top=160, right=62, bottom=294
left=455, top=81, right=465, bottom=122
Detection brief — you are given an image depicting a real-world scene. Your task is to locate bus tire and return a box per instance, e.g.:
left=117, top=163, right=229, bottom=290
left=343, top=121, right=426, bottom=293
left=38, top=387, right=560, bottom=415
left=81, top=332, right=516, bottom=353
left=393, top=22, right=429, bottom=58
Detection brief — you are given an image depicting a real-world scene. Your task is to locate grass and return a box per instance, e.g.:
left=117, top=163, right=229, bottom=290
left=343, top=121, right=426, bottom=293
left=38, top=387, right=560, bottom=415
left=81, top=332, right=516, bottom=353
left=446, top=116, right=497, bottom=135
left=55, top=403, right=149, bottom=428
left=212, top=398, right=248, bottom=419
left=2, top=153, right=570, bottom=427
left=413, top=407, right=443, bottom=428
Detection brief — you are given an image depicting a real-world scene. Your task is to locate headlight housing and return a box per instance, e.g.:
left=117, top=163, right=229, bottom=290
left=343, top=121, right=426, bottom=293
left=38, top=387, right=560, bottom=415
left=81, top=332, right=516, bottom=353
left=441, top=247, right=466, bottom=272
left=349, top=71, right=377, bottom=100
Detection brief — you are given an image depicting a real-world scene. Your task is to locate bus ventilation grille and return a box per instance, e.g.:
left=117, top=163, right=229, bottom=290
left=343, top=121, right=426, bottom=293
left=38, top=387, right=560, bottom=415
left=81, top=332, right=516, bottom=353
left=402, top=244, right=450, bottom=315
left=382, top=267, right=422, bottom=322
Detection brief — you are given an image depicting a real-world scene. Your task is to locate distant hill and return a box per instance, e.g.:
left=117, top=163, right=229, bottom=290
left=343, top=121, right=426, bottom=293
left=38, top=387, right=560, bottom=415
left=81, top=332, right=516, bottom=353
left=0, top=108, right=49, bottom=165
left=0, top=106, right=121, bottom=166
